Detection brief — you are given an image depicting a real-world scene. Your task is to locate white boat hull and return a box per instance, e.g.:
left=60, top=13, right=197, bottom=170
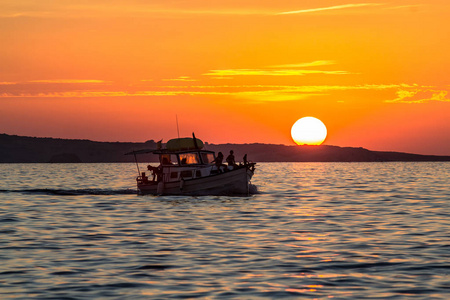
left=138, top=166, right=254, bottom=196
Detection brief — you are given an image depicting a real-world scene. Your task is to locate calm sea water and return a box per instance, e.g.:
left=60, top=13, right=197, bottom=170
left=0, top=162, right=449, bottom=299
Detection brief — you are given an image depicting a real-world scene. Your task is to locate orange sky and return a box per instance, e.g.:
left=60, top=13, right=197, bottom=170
left=1, top=0, right=449, bottom=155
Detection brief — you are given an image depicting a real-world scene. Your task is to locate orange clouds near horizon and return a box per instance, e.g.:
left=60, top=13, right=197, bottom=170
left=0, top=1, right=449, bottom=155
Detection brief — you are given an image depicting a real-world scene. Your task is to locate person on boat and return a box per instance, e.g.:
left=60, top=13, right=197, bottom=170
left=147, top=165, right=161, bottom=181
left=226, top=150, right=237, bottom=168
left=212, top=152, right=225, bottom=172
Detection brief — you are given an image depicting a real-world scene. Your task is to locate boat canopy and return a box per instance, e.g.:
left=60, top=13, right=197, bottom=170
left=166, top=137, right=204, bottom=151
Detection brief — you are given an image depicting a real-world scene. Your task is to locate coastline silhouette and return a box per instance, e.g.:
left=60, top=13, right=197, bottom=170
left=1, top=133, right=449, bottom=163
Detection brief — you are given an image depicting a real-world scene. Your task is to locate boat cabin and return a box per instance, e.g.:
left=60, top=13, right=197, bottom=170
left=158, top=150, right=215, bottom=166
left=151, top=149, right=217, bottom=182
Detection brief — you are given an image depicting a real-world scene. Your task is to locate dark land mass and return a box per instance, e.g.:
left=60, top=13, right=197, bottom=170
left=1, top=133, right=449, bottom=163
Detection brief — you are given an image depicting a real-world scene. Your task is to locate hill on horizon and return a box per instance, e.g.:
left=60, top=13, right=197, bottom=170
left=1, top=133, right=449, bottom=163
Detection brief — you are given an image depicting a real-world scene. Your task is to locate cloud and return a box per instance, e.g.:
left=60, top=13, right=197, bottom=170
left=0, top=83, right=421, bottom=103
left=162, top=76, right=198, bottom=82
left=0, top=90, right=221, bottom=98
left=203, top=61, right=351, bottom=77
left=231, top=90, right=321, bottom=102
left=1, top=2, right=390, bottom=19
left=0, top=2, right=271, bottom=19
left=204, top=69, right=350, bottom=77
left=0, top=12, right=50, bottom=18
left=277, top=3, right=383, bottom=15
left=384, top=5, right=423, bottom=11
left=387, top=89, right=450, bottom=103
left=2, top=80, right=445, bottom=104
left=28, top=79, right=107, bottom=84
left=269, top=61, right=336, bottom=68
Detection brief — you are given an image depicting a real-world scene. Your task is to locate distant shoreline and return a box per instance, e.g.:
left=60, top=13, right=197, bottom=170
left=1, top=133, right=449, bottom=163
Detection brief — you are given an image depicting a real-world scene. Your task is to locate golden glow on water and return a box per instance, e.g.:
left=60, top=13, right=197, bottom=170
left=0, top=162, right=449, bottom=299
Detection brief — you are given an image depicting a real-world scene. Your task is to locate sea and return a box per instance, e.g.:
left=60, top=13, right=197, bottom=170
left=0, top=162, right=449, bottom=299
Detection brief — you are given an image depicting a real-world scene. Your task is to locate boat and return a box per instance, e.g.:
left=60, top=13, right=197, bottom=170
left=126, top=134, right=256, bottom=196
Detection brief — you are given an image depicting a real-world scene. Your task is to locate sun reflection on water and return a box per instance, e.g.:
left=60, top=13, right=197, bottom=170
left=0, top=162, right=449, bottom=298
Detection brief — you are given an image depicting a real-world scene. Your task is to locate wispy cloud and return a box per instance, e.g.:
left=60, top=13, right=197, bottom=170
left=28, top=79, right=107, bottom=84
left=387, top=89, right=450, bottom=103
left=269, top=61, right=336, bottom=68
left=162, top=76, right=198, bottom=82
left=2, top=79, right=446, bottom=104
left=384, top=5, right=423, bottom=11
left=0, top=2, right=389, bottom=19
left=0, top=12, right=52, bottom=18
left=204, top=69, right=351, bottom=76
left=278, top=3, right=383, bottom=15
left=1, top=83, right=427, bottom=103
left=204, top=61, right=351, bottom=77
left=0, top=3, right=270, bottom=19
left=218, top=84, right=415, bottom=102
left=0, top=90, right=223, bottom=98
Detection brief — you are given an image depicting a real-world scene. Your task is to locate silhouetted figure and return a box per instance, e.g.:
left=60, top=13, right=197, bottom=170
left=243, top=154, right=248, bottom=165
left=213, top=152, right=225, bottom=172
left=226, top=150, right=236, bottom=167
left=147, top=165, right=161, bottom=181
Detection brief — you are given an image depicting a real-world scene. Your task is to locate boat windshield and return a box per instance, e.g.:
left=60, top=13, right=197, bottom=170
left=179, top=153, right=200, bottom=165
left=160, top=154, right=177, bottom=165
left=201, top=152, right=215, bottom=164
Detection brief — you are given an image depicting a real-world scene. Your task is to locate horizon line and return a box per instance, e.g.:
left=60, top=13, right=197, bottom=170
left=1, top=132, right=449, bottom=157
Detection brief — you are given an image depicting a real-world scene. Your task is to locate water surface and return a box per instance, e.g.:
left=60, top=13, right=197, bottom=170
left=1, top=162, right=449, bottom=299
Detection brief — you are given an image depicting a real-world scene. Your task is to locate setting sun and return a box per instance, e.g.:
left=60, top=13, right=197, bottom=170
left=291, top=117, right=327, bottom=145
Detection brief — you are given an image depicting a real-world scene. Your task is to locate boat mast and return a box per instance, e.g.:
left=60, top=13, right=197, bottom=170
left=176, top=115, right=180, bottom=139
left=133, top=151, right=141, bottom=175
left=192, top=132, right=199, bottom=149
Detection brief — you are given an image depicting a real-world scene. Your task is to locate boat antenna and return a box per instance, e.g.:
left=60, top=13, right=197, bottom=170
left=176, top=115, right=180, bottom=139
left=192, top=132, right=199, bottom=149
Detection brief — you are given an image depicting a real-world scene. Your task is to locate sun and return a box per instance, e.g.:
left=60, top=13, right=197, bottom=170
left=291, top=117, right=327, bottom=145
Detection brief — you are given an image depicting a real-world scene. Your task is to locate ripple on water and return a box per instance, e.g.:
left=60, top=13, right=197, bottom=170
left=0, top=162, right=449, bottom=299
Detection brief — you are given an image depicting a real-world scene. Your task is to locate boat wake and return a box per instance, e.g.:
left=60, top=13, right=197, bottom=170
left=249, top=184, right=259, bottom=194
left=0, top=188, right=138, bottom=196
left=0, top=185, right=257, bottom=197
